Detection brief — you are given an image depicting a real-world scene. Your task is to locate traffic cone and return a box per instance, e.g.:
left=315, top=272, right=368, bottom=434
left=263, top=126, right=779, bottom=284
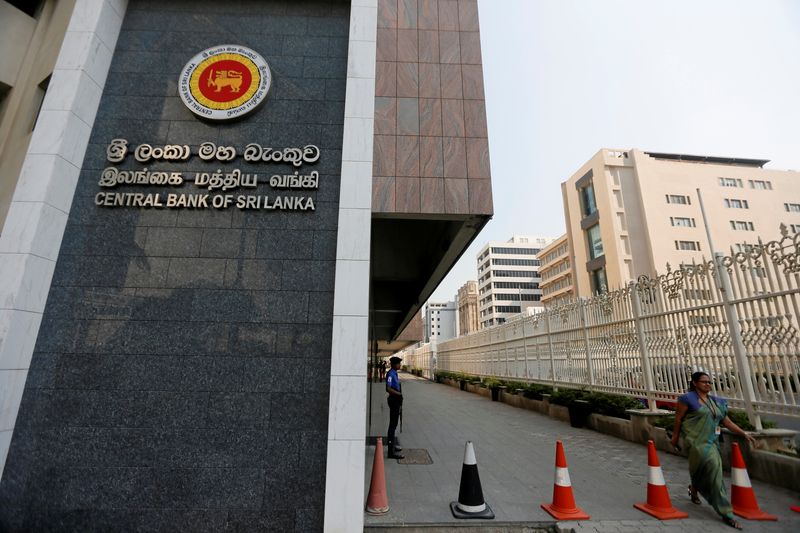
left=633, top=440, right=688, bottom=519
left=365, top=438, right=389, bottom=515
left=730, top=442, right=777, bottom=520
left=450, top=441, right=495, bottom=519
left=790, top=505, right=799, bottom=513
left=541, top=441, right=590, bottom=520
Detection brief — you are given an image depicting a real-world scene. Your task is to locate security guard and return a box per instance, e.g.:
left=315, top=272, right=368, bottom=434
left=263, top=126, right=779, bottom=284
left=386, top=356, right=404, bottom=459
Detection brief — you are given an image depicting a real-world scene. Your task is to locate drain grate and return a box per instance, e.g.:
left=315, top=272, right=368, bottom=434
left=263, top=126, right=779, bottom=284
left=396, top=448, right=433, bottom=465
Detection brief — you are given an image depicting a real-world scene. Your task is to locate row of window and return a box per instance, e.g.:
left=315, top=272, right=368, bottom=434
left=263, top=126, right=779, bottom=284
left=494, top=293, right=538, bottom=301
left=719, top=177, right=773, bottom=189
left=670, top=217, right=696, bottom=227
left=541, top=243, right=569, bottom=264
left=492, top=270, right=540, bottom=278
left=541, top=259, right=570, bottom=280
left=542, top=276, right=572, bottom=295
left=492, top=258, right=540, bottom=266
left=490, top=247, right=541, bottom=255
left=668, top=196, right=796, bottom=211
left=492, top=282, right=537, bottom=289
left=731, top=220, right=755, bottom=231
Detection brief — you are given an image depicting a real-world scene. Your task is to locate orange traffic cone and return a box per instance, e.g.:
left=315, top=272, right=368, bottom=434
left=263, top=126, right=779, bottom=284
left=365, top=438, right=389, bottom=515
left=730, top=442, right=776, bottom=521
left=633, top=440, right=688, bottom=520
left=541, top=441, right=590, bottom=520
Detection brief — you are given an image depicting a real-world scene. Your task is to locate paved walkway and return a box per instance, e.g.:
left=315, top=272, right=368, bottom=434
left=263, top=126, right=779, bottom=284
left=364, top=375, right=799, bottom=532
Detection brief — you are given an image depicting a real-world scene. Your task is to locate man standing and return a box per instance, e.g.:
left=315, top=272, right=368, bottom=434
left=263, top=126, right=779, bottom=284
left=386, top=356, right=404, bottom=459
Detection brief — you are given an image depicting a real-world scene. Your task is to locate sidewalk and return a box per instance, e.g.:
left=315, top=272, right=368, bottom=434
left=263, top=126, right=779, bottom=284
left=364, top=375, right=799, bottom=532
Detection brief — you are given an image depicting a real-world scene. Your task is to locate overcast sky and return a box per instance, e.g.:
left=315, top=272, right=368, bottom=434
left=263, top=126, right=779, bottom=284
left=429, top=0, right=800, bottom=302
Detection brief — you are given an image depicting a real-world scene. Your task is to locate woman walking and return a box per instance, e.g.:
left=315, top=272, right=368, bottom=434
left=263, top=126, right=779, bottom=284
left=670, top=371, right=757, bottom=529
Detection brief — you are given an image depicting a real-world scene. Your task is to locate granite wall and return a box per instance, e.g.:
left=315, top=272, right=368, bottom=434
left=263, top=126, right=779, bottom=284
left=372, top=0, right=492, bottom=215
left=0, top=0, right=349, bottom=530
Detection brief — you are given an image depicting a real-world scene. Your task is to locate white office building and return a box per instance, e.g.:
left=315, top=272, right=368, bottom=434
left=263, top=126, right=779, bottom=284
left=477, top=236, right=552, bottom=329
left=424, top=301, right=457, bottom=342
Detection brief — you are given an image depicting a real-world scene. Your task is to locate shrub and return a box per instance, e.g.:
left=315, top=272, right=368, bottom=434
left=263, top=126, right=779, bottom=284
left=502, top=380, right=528, bottom=392
left=585, top=392, right=641, bottom=419
left=727, top=409, right=776, bottom=431
left=549, top=388, right=589, bottom=406
left=522, top=383, right=553, bottom=400
left=483, top=377, right=501, bottom=390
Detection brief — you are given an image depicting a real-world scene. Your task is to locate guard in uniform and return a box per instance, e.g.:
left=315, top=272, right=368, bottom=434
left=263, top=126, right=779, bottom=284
left=386, top=356, right=404, bottom=459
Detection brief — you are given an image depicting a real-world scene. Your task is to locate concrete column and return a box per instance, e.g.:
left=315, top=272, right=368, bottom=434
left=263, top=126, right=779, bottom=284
left=0, top=0, right=126, bottom=480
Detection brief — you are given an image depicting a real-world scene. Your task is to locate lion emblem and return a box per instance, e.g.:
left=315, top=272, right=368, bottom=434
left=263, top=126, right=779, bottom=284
left=207, top=69, right=243, bottom=93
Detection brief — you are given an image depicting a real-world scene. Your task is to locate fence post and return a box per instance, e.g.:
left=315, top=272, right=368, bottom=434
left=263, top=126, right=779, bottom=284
left=546, top=311, right=556, bottom=387
left=714, top=252, right=762, bottom=431
left=579, top=302, right=595, bottom=386
left=629, top=282, right=658, bottom=412
left=521, top=316, right=530, bottom=379
left=503, top=326, right=509, bottom=377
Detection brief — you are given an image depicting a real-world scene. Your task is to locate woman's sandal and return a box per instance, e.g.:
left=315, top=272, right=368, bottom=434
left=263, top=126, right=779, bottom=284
left=723, top=517, right=742, bottom=530
left=687, top=485, right=701, bottom=504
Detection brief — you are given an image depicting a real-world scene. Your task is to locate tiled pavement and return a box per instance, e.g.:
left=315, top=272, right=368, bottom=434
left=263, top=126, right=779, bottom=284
left=364, top=375, right=799, bottom=532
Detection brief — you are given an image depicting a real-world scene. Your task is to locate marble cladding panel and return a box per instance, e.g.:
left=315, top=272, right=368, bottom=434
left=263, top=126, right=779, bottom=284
left=372, top=0, right=491, bottom=215
left=0, top=1, right=350, bottom=530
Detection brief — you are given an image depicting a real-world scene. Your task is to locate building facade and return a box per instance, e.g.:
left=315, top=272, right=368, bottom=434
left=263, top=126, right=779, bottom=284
left=476, top=235, right=551, bottom=329
left=456, top=279, right=478, bottom=335
left=562, top=148, right=800, bottom=296
left=539, top=232, right=573, bottom=307
left=0, top=1, right=493, bottom=531
left=424, top=300, right=456, bottom=342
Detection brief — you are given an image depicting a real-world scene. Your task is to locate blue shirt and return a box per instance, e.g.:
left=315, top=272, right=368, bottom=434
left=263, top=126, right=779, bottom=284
left=386, top=368, right=401, bottom=393
left=678, top=391, right=726, bottom=412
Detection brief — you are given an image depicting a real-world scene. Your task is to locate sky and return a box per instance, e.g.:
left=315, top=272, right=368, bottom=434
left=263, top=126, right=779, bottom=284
left=429, top=0, right=800, bottom=302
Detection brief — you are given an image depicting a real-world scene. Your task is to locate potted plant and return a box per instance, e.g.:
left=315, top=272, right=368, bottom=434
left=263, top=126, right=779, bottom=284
left=484, top=378, right=502, bottom=401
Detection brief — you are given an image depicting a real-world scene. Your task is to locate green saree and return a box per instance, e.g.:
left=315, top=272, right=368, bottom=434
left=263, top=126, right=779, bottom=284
left=678, top=391, right=734, bottom=519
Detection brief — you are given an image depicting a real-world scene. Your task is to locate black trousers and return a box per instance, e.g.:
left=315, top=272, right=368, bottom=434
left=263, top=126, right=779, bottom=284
left=387, top=395, right=402, bottom=443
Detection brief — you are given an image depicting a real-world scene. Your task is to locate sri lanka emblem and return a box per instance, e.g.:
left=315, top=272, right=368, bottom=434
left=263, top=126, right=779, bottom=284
left=178, top=45, right=271, bottom=121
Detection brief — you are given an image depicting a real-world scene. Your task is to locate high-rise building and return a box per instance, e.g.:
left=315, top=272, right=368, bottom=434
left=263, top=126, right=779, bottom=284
left=477, top=235, right=552, bottom=329
left=562, top=148, right=800, bottom=296
left=539, top=233, right=574, bottom=307
left=424, top=301, right=457, bottom=342
left=456, top=280, right=479, bottom=335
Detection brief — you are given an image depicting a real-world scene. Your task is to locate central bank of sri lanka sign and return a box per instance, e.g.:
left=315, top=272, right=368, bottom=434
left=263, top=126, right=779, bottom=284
left=96, top=45, right=319, bottom=212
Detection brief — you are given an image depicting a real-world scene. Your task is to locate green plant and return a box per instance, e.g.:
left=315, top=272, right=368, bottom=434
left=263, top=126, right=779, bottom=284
left=727, top=410, right=776, bottom=431
left=522, top=383, right=553, bottom=400
left=585, top=392, right=642, bottom=419
left=652, top=414, right=676, bottom=430
left=503, top=380, right=527, bottom=392
left=483, top=377, right=501, bottom=390
left=549, top=388, right=589, bottom=407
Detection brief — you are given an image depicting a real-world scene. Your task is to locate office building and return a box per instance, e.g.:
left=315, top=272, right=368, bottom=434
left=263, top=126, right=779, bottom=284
left=539, top=233, right=574, bottom=307
left=424, top=300, right=457, bottom=342
left=0, top=1, right=493, bottom=530
left=562, top=148, right=800, bottom=296
left=456, top=279, right=478, bottom=335
left=477, top=235, right=551, bottom=329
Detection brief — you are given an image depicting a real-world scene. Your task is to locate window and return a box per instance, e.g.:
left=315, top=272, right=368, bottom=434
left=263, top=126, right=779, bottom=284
left=495, top=306, right=521, bottom=313
left=670, top=217, right=696, bottom=228
left=749, top=180, right=772, bottom=190
left=719, top=177, right=743, bottom=188
left=586, top=224, right=603, bottom=259
left=724, top=199, right=749, bottom=209
left=492, top=258, right=540, bottom=266
left=490, top=247, right=540, bottom=255
left=791, top=224, right=800, bottom=234
left=785, top=203, right=800, bottom=213
left=580, top=183, right=598, bottom=217
left=590, top=267, right=607, bottom=294
left=730, top=220, right=755, bottom=231
left=493, top=270, right=539, bottom=278
left=666, top=194, right=690, bottom=205
left=676, top=240, right=701, bottom=251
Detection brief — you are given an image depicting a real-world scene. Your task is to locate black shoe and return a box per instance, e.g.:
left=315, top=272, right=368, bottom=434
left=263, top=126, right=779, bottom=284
left=387, top=444, right=404, bottom=459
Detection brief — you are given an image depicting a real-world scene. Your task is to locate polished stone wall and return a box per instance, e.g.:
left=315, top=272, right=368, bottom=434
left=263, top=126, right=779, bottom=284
left=0, top=1, right=349, bottom=530
left=372, top=0, right=492, bottom=215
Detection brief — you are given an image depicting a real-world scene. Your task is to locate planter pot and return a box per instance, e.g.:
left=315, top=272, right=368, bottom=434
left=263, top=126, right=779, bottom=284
left=459, top=380, right=467, bottom=391
left=491, top=388, right=500, bottom=402
left=568, top=400, right=591, bottom=428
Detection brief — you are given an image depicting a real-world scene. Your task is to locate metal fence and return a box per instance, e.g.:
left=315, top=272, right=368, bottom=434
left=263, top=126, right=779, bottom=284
left=431, top=226, right=800, bottom=427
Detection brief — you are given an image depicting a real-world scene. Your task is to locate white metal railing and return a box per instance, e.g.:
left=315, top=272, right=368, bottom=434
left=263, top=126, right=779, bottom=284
left=396, top=341, right=435, bottom=380
left=432, top=226, right=800, bottom=426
